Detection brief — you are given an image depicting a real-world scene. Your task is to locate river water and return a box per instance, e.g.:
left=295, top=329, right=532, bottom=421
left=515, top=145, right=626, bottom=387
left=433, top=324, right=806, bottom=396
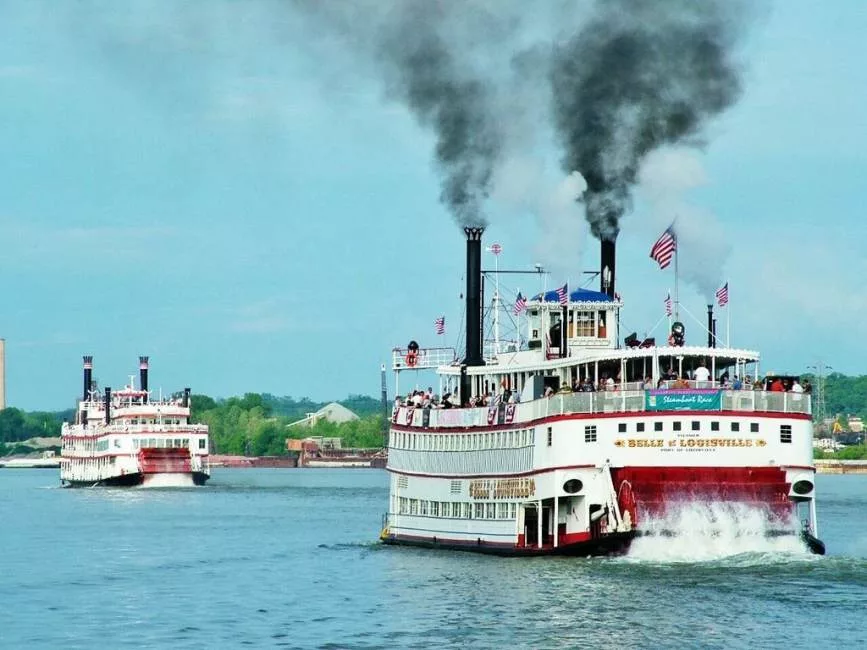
left=1, top=469, right=864, bottom=649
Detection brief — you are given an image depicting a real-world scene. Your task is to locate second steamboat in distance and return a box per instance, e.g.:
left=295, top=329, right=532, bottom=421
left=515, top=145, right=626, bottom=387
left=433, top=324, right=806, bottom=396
left=381, top=228, right=824, bottom=556
left=60, top=356, right=210, bottom=488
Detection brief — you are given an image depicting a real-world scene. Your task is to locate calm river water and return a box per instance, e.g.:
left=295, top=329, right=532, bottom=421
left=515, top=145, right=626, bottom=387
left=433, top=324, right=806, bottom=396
left=1, top=469, right=864, bottom=649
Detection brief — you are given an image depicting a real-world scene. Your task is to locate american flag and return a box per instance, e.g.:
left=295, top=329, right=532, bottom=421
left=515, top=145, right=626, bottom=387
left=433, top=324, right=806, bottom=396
left=513, top=292, right=527, bottom=315
left=434, top=316, right=445, bottom=335
left=650, top=225, right=677, bottom=269
left=716, top=282, right=729, bottom=307
left=615, top=292, right=622, bottom=302
left=664, top=292, right=673, bottom=317
left=556, top=283, right=568, bottom=306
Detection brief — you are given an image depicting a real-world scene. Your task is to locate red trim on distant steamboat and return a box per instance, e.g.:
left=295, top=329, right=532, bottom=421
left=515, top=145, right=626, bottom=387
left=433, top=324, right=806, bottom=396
left=387, top=463, right=596, bottom=480
left=390, top=409, right=811, bottom=434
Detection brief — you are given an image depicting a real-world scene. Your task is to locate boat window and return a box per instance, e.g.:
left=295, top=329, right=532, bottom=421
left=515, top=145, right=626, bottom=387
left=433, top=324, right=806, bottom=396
left=509, top=503, right=517, bottom=519
left=673, top=422, right=682, bottom=432
left=547, top=427, right=553, bottom=447
left=691, top=421, right=700, bottom=431
left=654, top=422, right=663, bottom=432
left=198, top=439, right=206, bottom=449
left=731, top=422, right=740, bottom=432
left=486, top=503, right=496, bottom=519
left=497, top=503, right=509, bottom=519
left=780, top=425, right=792, bottom=444
left=584, top=425, right=597, bottom=443
left=711, top=422, right=720, bottom=432
left=636, top=423, right=645, bottom=433
left=420, top=501, right=429, bottom=516
left=751, top=423, right=759, bottom=433
left=463, top=503, right=472, bottom=518
left=474, top=503, right=484, bottom=519
left=430, top=502, right=439, bottom=517
left=618, top=423, right=627, bottom=433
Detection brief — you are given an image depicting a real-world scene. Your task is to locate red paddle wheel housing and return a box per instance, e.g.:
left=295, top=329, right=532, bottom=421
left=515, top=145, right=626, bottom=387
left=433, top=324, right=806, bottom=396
left=612, top=467, right=794, bottom=522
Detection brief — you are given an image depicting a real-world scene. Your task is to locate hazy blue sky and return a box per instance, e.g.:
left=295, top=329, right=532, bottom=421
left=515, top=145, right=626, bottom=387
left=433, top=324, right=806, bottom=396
left=1, top=1, right=865, bottom=410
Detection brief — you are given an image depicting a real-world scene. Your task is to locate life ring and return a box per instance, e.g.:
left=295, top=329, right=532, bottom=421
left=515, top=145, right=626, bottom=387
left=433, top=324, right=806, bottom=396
left=405, top=351, right=418, bottom=367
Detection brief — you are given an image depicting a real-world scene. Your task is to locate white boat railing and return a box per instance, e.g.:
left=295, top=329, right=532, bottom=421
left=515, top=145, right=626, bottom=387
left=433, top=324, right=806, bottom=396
left=392, top=390, right=811, bottom=429
left=63, top=423, right=209, bottom=437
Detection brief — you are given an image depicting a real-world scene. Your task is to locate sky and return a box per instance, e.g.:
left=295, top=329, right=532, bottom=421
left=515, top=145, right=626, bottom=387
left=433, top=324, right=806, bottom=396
left=0, top=1, right=865, bottom=411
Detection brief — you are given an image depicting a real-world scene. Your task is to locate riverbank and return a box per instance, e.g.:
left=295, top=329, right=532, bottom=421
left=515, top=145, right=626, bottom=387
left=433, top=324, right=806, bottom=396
left=815, top=459, right=867, bottom=474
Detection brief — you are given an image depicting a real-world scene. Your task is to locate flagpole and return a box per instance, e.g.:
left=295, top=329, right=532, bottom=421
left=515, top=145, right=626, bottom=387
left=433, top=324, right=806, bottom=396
left=668, top=288, right=672, bottom=332
left=726, top=279, right=731, bottom=348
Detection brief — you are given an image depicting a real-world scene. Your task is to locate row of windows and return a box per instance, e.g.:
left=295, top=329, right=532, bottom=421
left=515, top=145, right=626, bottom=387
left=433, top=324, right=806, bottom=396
left=391, top=429, right=535, bottom=452
left=548, top=425, right=597, bottom=446
left=617, top=421, right=764, bottom=434
left=65, top=437, right=207, bottom=453
left=397, top=497, right=518, bottom=520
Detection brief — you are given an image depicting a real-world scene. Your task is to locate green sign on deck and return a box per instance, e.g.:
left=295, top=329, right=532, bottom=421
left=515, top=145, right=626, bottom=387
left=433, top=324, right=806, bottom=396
left=645, top=389, right=722, bottom=411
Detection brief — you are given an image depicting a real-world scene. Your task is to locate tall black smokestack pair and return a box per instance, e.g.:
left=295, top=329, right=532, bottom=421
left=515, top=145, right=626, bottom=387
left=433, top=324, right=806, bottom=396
left=139, top=356, right=149, bottom=402
left=462, top=227, right=485, bottom=406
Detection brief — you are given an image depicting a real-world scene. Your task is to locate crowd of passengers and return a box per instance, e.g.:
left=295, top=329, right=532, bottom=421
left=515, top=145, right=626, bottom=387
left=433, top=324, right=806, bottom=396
left=397, top=362, right=812, bottom=410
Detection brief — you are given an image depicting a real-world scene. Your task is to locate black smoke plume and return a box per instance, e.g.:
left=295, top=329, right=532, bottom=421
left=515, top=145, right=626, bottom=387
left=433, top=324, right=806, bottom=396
left=379, top=16, right=500, bottom=227
left=550, top=0, right=745, bottom=241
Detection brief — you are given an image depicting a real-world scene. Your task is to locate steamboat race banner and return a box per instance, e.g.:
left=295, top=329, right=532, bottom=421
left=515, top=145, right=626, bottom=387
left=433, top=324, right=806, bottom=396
left=645, top=389, right=722, bottom=411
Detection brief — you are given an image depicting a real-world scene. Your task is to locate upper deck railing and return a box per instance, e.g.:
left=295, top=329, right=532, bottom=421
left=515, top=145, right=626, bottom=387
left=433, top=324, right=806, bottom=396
left=392, top=347, right=458, bottom=371
left=63, top=423, right=209, bottom=437
left=391, top=389, right=811, bottom=429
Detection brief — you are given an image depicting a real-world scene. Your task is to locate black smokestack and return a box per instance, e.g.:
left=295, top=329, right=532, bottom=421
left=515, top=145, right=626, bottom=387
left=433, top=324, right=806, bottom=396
left=550, top=1, right=745, bottom=239
left=104, top=387, right=111, bottom=424
left=464, top=226, right=485, bottom=367
left=707, top=305, right=715, bottom=348
left=139, top=356, right=149, bottom=401
left=600, top=239, right=616, bottom=298
left=183, top=387, right=191, bottom=409
left=83, top=355, right=93, bottom=402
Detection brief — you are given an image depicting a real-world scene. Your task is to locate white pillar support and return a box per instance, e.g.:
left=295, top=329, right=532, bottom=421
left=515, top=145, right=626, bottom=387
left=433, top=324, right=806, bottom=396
left=537, top=500, right=543, bottom=549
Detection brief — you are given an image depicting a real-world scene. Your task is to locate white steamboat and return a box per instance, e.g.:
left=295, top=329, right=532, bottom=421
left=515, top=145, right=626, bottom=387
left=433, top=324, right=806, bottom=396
left=381, top=228, right=824, bottom=555
left=60, top=356, right=210, bottom=488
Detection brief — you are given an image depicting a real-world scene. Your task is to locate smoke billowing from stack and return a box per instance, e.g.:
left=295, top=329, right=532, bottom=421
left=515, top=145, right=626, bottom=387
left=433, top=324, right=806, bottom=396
left=550, top=0, right=744, bottom=242
left=139, top=356, right=149, bottom=401
left=377, top=5, right=500, bottom=227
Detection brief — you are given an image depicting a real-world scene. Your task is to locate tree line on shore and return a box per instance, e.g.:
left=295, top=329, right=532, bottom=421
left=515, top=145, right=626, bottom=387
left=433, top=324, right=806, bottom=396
left=0, top=393, right=385, bottom=457
left=1, top=374, right=867, bottom=458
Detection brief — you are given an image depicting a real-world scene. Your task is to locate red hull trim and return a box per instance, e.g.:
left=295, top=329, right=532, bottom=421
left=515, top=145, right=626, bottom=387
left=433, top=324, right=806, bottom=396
left=391, top=409, right=810, bottom=435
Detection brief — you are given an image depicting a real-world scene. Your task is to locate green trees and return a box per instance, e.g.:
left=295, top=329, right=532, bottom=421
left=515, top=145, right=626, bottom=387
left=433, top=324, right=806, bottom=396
left=189, top=393, right=386, bottom=455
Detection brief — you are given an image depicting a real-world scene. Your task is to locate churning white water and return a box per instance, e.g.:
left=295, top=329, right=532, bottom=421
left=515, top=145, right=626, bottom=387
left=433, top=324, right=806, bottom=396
left=139, top=473, right=195, bottom=489
left=626, top=501, right=808, bottom=561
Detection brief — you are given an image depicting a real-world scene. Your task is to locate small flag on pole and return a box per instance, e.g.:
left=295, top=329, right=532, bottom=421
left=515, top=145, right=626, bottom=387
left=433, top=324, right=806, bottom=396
left=513, top=292, right=527, bottom=315
left=650, top=225, right=677, bottom=269
left=556, top=283, right=568, bottom=306
left=716, top=282, right=729, bottom=307
left=615, top=291, right=622, bottom=302
left=664, top=292, right=673, bottom=317
left=434, top=316, right=445, bottom=335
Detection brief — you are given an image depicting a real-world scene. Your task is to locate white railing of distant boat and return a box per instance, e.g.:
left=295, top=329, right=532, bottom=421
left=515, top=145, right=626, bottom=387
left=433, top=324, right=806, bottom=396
left=63, top=423, right=209, bottom=437
left=391, top=389, right=811, bottom=429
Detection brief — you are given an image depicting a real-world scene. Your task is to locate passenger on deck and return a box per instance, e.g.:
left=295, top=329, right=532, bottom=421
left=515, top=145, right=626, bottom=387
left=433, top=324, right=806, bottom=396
left=544, top=386, right=554, bottom=398
left=656, top=377, right=666, bottom=389
left=441, top=393, right=453, bottom=409
left=641, top=376, right=653, bottom=390
left=803, top=380, right=813, bottom=394
left=581, top=378, right=595, bottom=392
left=770, top=378, right=785, bottom=392
left=732, top=375, right=743, bottom=390
left=791, top=379, right=804, bottom=393
left=694, top=361, right=711, bottom=384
